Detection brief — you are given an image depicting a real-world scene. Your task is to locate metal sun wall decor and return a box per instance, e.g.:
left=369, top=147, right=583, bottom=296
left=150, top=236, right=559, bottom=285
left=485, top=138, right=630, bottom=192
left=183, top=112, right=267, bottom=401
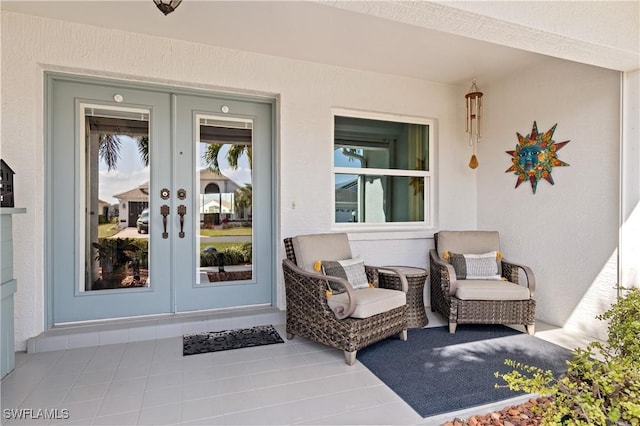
left=505, top=121, right=570, bottom=194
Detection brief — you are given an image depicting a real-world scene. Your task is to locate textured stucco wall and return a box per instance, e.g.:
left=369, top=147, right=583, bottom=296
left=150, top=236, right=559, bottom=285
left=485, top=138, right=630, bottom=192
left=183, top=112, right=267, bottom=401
left=1, top=11, right=476, bottom=350
left=476, top=59, right=621, bottom=339
left=1, top=9, right=627, bottom=351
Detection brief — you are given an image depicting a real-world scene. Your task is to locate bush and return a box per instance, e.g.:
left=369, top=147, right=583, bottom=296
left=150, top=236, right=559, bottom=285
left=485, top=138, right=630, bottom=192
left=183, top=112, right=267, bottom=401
left=129, top=239, right=148, bottom=268
left=496, top=287, right=640, bottom=425
left=200, top=243, right=252, bottom=267
left=220, top=222, right=235, bottom=230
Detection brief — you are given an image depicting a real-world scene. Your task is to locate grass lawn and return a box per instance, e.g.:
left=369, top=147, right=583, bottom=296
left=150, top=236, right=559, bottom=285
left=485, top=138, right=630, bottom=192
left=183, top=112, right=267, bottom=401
left=98, top=223, right=120, bottom=238
left=200, top=227, right=252, bottom=237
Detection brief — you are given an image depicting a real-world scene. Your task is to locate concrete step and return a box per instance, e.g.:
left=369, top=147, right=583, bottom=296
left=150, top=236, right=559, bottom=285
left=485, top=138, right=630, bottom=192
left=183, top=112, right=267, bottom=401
left=27, top=306, right=285, bottom=353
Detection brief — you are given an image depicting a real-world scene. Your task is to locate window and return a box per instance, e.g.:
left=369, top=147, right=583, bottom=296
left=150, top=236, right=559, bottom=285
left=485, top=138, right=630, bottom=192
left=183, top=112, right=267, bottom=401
left=333, top=112, right=433, bottom=228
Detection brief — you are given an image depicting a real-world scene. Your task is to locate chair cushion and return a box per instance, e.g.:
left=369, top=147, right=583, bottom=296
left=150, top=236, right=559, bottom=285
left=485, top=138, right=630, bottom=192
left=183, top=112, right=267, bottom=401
left=437, top=231, right=501, bottom=259
left=292, top=233, right=353, bottom=272
left=455, top=280, right=531, bottom=301
left=321, top=258, right=370, bottom=290
left=327, top=288, right=406, bottom=319
left=446, top=251, right=502, bottom=280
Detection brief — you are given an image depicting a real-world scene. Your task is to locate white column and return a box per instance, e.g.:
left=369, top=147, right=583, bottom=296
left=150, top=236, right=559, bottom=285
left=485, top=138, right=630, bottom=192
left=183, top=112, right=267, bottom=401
left=620, top=69, right=640, bottom=291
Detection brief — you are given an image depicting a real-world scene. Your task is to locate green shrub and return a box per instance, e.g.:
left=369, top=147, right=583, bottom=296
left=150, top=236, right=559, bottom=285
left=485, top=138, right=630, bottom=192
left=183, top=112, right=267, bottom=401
left=200, top=250, right=216, bottom=267
left=200, top=243, right=252, bottom=267
left=129, top=239, right=148, bottom=268
left=92, top=238, right=138, bottom=270
left=238, top=242, right=252, bottom=260
left=496, top=287, right=640, bottom=426
left=220, top=222, right=235, bottom=230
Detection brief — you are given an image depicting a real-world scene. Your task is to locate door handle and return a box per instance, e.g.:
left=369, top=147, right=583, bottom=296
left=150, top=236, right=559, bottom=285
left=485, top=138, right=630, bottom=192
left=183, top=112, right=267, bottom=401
left=160, top=205, right=170, bottom=239
left=177, top=205, right=186, bottom=238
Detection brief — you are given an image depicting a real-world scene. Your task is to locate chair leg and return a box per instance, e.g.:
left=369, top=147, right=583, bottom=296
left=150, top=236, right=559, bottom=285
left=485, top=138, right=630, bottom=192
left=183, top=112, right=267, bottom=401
left=399, top=329, right=407, bottom=341
left=344, top=350, right=357, bottom=366
left=525, top=323, right=535, bottom=335
left=286, top=332, right=294, bottom=340
left=449, top=322, right=457, bottom=334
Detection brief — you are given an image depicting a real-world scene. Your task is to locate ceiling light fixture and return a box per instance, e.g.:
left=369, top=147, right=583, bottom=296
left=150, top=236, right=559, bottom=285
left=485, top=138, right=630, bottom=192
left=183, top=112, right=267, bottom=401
left=154, top=0, right=182, bottom=16
left=465, top=78, right=483, bottom=169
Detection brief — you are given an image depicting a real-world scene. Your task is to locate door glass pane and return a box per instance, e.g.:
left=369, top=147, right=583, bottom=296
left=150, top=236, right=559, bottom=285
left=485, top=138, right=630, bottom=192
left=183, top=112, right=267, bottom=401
left=83, top=105, right=150, bottom=291
left=196, top=115, right=253, bottom=284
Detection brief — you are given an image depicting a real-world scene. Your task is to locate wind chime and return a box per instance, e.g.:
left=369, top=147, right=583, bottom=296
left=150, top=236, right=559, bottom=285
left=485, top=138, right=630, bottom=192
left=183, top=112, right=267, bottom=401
left=465, top=79, right=483, bottom=169
left=153, top=0, right=182, bottom=15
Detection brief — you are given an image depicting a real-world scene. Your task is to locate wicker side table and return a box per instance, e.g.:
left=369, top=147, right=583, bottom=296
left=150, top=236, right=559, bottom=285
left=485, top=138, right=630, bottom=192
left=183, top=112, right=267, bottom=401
left=378, top=266, right=429, bottom=328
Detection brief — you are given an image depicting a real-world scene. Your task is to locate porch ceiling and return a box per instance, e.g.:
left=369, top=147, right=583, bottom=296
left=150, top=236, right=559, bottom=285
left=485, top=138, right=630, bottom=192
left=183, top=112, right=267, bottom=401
left=1, top=1, right=638, bottom=84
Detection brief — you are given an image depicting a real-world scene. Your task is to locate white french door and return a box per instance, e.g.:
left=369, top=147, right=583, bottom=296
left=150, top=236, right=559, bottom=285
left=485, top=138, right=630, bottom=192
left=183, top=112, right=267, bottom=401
left=46, top=74, right=274, bottom=325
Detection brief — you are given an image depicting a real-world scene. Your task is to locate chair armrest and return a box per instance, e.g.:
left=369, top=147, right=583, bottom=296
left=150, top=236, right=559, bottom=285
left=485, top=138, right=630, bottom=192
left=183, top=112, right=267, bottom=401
left=368, top=266, right=409, bottom=293
left=429, top=249, right=458, bottom=296
left=282, top=259, right=357, bottom=319
left=501, top=259, right=536, bottom=296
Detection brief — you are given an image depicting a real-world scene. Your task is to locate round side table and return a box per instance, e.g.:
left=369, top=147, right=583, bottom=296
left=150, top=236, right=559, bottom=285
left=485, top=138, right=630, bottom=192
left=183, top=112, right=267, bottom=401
left=378, top=266, right=429, bottom=328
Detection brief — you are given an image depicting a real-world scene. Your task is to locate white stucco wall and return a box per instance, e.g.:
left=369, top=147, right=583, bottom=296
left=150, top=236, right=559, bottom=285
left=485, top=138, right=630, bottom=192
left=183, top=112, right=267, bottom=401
left=1, top=12, right=477, bottom=350
left=1, top=10, right=628, bottom=350
left=476, top=59, right=621, bottom=340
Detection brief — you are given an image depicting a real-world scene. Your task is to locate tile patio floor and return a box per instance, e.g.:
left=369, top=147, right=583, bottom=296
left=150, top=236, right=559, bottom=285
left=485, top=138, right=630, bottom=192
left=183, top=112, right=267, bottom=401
left=1, top=311, right=593, bottom=426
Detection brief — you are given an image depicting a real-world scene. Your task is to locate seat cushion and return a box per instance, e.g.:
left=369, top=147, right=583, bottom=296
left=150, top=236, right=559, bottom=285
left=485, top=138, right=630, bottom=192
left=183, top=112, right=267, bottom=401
left=454, top=280, right=531, bottom=301
left=327, top=288, right=406, bottom=319
left=292, top=233, right=352, bottom=272
left=437, top=231, right=500, bottom=259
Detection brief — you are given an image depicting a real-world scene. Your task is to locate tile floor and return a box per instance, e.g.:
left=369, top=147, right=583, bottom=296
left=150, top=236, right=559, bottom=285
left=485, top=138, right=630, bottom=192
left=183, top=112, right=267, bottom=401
left=1, top=313, right=593, bottom=426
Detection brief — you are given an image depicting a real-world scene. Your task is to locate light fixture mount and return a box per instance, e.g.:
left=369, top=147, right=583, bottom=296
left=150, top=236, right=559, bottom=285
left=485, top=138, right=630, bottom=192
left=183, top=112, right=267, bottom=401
left=154, top=0, right=182, bottom=16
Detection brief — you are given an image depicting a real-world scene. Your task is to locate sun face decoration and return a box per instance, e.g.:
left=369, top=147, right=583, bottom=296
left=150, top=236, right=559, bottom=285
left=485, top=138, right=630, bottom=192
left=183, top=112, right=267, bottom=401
left=506, top=121, right=570, bottom=194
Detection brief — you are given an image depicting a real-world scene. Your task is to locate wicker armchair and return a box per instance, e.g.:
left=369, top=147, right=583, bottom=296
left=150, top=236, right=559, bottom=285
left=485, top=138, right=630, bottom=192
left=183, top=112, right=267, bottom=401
left=283, top=233, right=409, bottom=365
left=430, top=231, right=536, bottom=334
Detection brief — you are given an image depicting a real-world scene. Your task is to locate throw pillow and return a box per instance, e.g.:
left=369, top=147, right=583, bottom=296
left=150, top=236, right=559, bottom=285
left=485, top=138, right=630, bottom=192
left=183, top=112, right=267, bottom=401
left=318, top=258, right=370, bottom=291
left=445, top=250, right=502, bottom=280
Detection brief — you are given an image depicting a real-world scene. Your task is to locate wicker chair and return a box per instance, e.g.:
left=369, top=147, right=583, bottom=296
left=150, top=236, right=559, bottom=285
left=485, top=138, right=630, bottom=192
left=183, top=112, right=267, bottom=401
left=430, top=231, right=536, bottom=334
left=283, top=233, right=409, bottom=365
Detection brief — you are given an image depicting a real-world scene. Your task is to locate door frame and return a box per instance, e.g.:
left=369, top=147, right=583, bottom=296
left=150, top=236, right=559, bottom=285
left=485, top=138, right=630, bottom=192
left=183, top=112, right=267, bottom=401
left=44, top=72, right=279, bottom=329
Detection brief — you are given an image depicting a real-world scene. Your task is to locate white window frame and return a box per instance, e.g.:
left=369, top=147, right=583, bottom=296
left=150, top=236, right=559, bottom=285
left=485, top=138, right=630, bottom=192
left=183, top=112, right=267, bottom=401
left=331, top=109, right=435, bottom=231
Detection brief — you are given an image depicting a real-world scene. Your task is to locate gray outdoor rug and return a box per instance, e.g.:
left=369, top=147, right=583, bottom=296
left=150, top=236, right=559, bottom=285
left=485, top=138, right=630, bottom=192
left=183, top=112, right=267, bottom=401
left=357, top=325, right=573, bottom=418
left=183, top=324, right=284, bottom=356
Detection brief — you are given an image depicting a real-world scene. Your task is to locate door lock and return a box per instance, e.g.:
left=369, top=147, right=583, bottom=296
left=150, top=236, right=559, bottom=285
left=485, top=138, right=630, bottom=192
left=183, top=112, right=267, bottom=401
left=177, top=188, right=187, bottom=200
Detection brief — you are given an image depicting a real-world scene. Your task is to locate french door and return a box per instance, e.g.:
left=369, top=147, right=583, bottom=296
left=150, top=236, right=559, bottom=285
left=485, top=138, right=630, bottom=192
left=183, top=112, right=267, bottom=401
left=47, top=75, right=274, bottom=325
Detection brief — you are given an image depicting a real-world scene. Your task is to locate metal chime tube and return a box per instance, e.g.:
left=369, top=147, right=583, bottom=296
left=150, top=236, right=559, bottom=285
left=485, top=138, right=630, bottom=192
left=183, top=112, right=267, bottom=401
left=470, top=99, right=477, bottom=156
left=477, top=95, right=482, bottom=138
left=466, top=96, right=471, bottom=134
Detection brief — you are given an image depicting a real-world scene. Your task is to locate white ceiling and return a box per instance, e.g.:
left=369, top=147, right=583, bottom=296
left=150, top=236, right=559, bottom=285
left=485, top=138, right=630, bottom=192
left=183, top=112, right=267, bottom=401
left=2, top=1, right=638, bottom=85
